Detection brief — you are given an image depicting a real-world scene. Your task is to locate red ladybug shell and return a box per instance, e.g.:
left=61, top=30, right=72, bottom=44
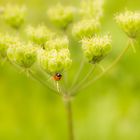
left=53, top=73, right=62, bottom=81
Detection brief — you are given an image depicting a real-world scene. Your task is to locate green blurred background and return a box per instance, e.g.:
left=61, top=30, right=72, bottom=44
left=0, top=0, right=140, bottom=140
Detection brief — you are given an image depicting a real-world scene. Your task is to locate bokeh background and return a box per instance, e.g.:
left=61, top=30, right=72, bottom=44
left=0, top=0, right=140, bottom=140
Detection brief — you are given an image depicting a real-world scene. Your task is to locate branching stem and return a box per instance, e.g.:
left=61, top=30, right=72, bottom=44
left=28, top=70, right=59, bottom=95
left=71, top=65, right=96, bottom=95
left=70, top=58, right=85, bottom=90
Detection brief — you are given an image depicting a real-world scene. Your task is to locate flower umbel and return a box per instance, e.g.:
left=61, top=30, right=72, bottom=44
left=72, top=19, right=100, bottom=39
left=47, top=4, right=75, bottom=29
left=0, top=1, right=138, bottom=140
left=81, top=35, right=112, bottom=64
left=0, top=34, right=20, bottom=59
left=79, top=0, right=104, bottom=21
left=7, top=42, right=37, bottom=68
left=26, top=25, right=54, bottom=46
left=45, top=36, right=69, bottom=51
left=2, top=4, right=26, bottom=29
left=38, top=37, right=72, bottom=75
left=115, top=10, right=140, bottom=38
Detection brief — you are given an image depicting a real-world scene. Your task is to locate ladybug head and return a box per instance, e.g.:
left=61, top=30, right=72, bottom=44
left=53, top=73, right=62, bottom=81
left=56, top=73, right=62, bottom=77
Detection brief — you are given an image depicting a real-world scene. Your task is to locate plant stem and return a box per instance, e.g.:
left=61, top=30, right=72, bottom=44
left=70, top=58, right=85, bottom=90
left=129, top=38, right=136, bottom=53
left=64, top=71, right=68, bottom=89
left=64, top=97, right=74, bottom=140
left=28, top=70, right=58, bottom=94
left=71, top=64, right=96, bottom=95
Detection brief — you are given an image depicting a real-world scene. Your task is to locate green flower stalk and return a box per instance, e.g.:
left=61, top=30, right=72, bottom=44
left=72, top=19, right=100, bottom=39
left=81, top=35, right=112, bottom=63
left=115, top=10, right=140, bottom=38
left=2, top=4, right=26, bottom=29
left=26, top=25, right=54, bottom=46
left=47, top=4, right=75, bottom=29
left=7, top=42, right=37, bottom=68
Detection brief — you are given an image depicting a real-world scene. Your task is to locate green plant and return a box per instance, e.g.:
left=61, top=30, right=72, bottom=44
left=0, top=1, right=140, bottom=140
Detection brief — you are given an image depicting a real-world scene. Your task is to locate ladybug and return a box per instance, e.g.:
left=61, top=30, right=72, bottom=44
left=53, top=73, right=62, bottom=81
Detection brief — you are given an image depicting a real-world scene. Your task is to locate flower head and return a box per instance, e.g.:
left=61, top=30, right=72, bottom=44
left=72, top=19, right=100, bottom=39
left=38, top=36, right=72, bottom=75
left=81, top=35, right=112, bottom=63
left=0, top=34, right=20, bottom=59
left=47, top=4, right=75, bottom=29
left=45, top=36, right=69, bottom=51
left=79, top=0, right=104, bottom=21
left=26, top=25, right=54, bottom=46
left=2, top=4, right=26, bottom=29
left=115, top=10, right=140, bottom=38
left=7, top=42, right=37, bottom=68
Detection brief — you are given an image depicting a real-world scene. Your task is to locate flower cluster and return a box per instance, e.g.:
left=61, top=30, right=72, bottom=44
left=2, top=4, right=26, bottom=29
left=0, top=32, right=72, bottom=74
left=79, top=0, right=104, bottom=21
left=7, top=42, right=37, bottom=68
left=81, top=35, right=112, bottom=64
left=45, top=36, right=68, bottom=51
left=26, top=25, right=54, bottom=46
left=0, top=34, right=20, bottom=59
left=26, top=24, right=72, bottom=75
left=38, top=36, right=72, bottom=75
left=72, top=19, right=100, bottom=39
left=115, top=10, right=140, bottom=38
left=0, top=1, right=115, bottom=81
left=47, top=4, right=75, bottom=29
